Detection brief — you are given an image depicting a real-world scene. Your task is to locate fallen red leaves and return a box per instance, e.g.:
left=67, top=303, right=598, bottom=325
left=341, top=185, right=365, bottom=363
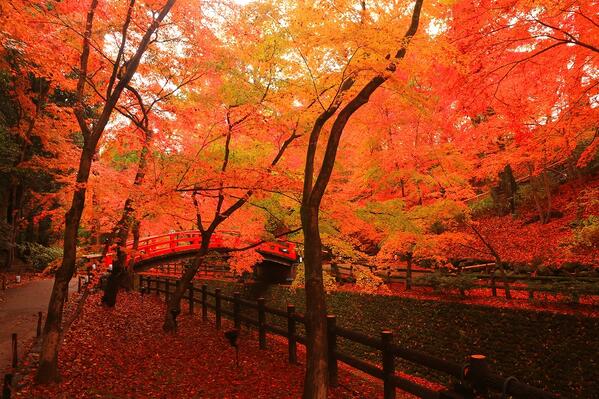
left=17, top=292, right=415, bottom=398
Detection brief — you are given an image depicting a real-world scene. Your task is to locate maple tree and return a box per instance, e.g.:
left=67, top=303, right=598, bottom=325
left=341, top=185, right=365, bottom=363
left=154, top=10, right=307, bottom=330
left=3, top=0, right=182, bottom=382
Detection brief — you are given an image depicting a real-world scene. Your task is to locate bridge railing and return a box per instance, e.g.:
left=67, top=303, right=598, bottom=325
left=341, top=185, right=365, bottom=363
left=102, top=231, right=298, bottom=267
left=139, top=275, right=559, bottom=399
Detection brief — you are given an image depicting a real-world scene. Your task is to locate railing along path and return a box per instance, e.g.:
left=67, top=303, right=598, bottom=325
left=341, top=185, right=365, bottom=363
left=139, top=275, right=559, bottom=399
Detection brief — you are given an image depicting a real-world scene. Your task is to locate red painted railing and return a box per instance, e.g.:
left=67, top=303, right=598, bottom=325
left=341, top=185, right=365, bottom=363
left=102, top=231, right=298, bottom=267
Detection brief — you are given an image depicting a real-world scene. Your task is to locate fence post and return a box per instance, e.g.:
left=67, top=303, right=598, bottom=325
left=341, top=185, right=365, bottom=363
left=139, top=276, right=144, bottom=293
left=381, top=330, right=395, bottom=399
left=215, top=288, right=222, bottom=330
left=405, top=266, right=412, bottom=291
left=3, top=373, right=12, bottom=399
left=468, top=354, right=489, bottom=396
left=11, top=334, right=17, bottom=369
left=188, top=284, right=195, bottom=314
left=165, top=279, right=170, bottom=303
left=327, top=315, right=338, bottom=387
left=258, top=298, right=266, bottom=349
left=201, top=285, right=208, bottom=322
left=233, top=292, right=241, bottom=329
left=287, top=304, right=297, bottom=364
left=491, top=274, right=497, bottom=297
left=36, top=312, right=42, bottom=338
left=141, top=277, right=147, bottom=295
left=504, top=281, right=512, bottom=299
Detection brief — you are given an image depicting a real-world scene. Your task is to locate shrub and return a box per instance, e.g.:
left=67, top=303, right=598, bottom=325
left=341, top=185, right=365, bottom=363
left=290, top=262, right=337, bottom=293
left=571, top=215, right=599, bottom=250
left=469, top=196, right=495, bottom=217
left=526, top=279, right=599, bottom=303
left=415, top=272, right=477, bottom=295
left=353, top=267, right=390, bottom=294
left=17, top=242, right=63, bottom=271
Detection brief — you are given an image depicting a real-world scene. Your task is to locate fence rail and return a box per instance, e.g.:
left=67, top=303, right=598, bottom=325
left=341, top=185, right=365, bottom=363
left=140, top=260, right=599, bottom=303
left=329, top=263, right=599, bottom=301
left=139, top=275, right=558, bottom=399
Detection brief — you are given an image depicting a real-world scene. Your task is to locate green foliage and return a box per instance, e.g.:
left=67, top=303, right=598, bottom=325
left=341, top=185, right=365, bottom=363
left=356, top=199, right=415, bottom=233
left=469, top=196, right=495, bottom=217
left=353, top=267, right=390, bottom=294
left=17, top=242, right=63, bottom=271
left=320, top=232, right=363, bottom=261
left=570, top=215, right=599, bottom=250
left=515, top=172, right=559, bottom=209
left=110, top=150, right=141, bottom=171
left=415, top=272, right=477, bottom=294
left=290, top=262, right=337, bottom=293
left=253, top=195, right=300, bottom=236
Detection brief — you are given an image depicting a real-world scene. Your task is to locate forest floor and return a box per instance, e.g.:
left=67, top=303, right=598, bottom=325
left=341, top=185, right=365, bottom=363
left=452, top=175, right=599, bottom=266
left=15, top=291, right=424, bottom=399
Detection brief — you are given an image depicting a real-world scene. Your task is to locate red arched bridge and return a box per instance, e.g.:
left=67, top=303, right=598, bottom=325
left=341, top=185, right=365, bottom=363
left=98, top=231, right=299, bottom=281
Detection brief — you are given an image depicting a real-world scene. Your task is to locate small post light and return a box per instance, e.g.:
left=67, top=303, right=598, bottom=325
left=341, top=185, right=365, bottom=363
left=170, top=308, right=181, bottom=331
left=224, top=329, right=240, bottom=367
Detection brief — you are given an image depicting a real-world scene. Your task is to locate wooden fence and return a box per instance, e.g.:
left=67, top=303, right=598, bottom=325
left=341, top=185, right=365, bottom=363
left=331, top=263, right=599, bottom=301
left=2, top=312, right=44, bottom=399
left=140, top=260, right=599, bottom=303
left=139, top=275, right=558, bottom=399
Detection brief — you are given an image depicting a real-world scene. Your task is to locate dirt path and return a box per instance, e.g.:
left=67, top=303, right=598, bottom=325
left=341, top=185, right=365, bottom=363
left=0, top=278, right=77, bottom=373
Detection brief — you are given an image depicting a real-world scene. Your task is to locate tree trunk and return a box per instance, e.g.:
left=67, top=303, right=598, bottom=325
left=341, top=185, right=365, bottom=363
left=4, top=182, right=23, bottom=269
left=35, top=0, right=176, bottom=383
left=125, top=219, right=141, bottom=289
left=300, top=203, right=328, bottom=399
left=102, top=127, right=152, bottom=305
left=101, top=200, right=134, bottom=306
left=298, top=3, right=423, bottom=396
left=405, top=253, right=413, bottom=290
left=163, top=237, right=210, bottom=332
left=36, top=148, right=95, bottom=383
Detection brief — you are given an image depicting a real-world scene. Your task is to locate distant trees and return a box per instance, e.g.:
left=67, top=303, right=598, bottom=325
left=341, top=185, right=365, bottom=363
left=0, top=52, right=74, bottom=269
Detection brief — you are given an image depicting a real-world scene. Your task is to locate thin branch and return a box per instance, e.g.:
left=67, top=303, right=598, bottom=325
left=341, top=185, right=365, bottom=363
left=221, top=227, right=302, bottom=253
left=73, top=0, right=98, bottom=141
left=106, top=0, right=136, bottom=98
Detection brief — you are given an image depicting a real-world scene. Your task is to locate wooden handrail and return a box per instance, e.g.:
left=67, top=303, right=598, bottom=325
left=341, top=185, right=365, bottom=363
left=97, top=230, right=298, bottom=268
